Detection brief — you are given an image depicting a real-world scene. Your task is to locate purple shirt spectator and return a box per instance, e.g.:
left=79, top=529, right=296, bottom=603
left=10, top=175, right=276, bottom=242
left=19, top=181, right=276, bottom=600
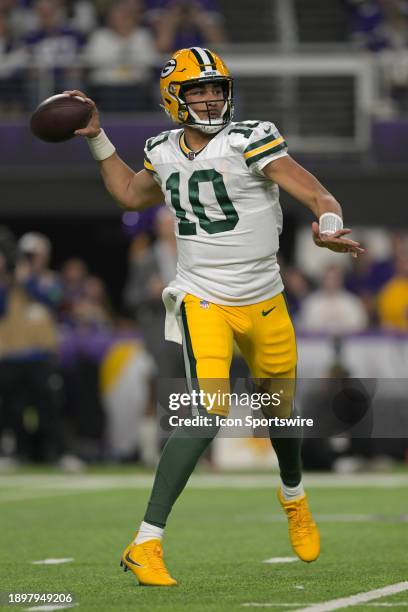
left=344, top=0, right=388, bottom=51
left=346, top=259, right=394, bottom=295
left=24, top=25, right=85, bottom=68
left=345, top=0, right=408, bottom=52
left=146, top=0, right=226, bottom=53
left=23, top=0, right=85, bottom=103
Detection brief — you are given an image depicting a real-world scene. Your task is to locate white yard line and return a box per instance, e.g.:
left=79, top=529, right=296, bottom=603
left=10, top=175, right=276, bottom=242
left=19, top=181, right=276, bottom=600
left=0, top=473, right=407, bottom=493
left=293, top=581, right=408, bottom=611
left=0, top=489, right=81, bottom=500
left=1, top=473, right=407, bottom=503
left=263, top=557, right=299, bottom=564
left=0, top=490, right=92, bottom=503
left=32, top=558, right=74, bottom=565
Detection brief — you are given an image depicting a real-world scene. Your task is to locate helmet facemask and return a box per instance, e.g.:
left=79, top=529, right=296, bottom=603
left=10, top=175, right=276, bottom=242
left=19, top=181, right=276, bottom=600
left=178, top=77, right=233, bottom=135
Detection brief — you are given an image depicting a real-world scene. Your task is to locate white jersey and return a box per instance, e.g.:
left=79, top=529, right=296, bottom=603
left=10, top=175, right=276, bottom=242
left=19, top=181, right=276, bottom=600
left=144, top=120, right=288, bottom=305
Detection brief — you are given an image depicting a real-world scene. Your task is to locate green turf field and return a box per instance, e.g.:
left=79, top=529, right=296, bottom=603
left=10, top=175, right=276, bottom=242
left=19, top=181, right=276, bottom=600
left=0, top=472, right=407, bottom=612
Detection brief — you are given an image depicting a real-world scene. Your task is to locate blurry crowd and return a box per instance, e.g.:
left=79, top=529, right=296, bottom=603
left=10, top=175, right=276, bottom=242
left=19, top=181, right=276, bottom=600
left=2, top=0, right=408, bottom=114
left=346, top=0, right=408, bottom=52
left=284, top=230, right=408, bottom=334
left=0, top=0, right=226, bottom=113
left=0, top=222, right=162, bottom=468
left=0, top=214, right=408, bottom=470
left=345, top=0, right=408, bottom=112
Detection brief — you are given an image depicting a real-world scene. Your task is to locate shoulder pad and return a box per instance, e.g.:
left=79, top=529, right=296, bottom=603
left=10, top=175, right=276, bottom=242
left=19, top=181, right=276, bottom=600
left=229, top=121, right=287, bottom=171
left=145, top=130, right=172, bottom=153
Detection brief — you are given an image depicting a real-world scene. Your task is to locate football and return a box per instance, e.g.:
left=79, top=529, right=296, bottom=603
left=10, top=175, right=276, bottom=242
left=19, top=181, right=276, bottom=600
left=30, top=93, right=93, bottom=143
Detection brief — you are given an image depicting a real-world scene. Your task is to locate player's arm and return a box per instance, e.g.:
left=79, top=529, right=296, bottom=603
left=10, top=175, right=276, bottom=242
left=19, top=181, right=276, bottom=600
left=64, top=90, right=163, bottom=211
left=98, top=156, right=163, bottom=211
left=263, top=155, right=365, bottom=257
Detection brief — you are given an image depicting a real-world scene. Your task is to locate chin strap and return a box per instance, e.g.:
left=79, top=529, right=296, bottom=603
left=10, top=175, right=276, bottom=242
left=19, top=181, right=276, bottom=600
left=189, top=123, right=226, bottom=135
left=186, top=99, right=230, bottom=134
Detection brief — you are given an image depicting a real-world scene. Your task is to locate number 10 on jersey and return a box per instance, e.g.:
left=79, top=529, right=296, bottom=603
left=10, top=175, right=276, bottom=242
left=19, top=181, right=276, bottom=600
left=166, top=169, right=239, bottom=235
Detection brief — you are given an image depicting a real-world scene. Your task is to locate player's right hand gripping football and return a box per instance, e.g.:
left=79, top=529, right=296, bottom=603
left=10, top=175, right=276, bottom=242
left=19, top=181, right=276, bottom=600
left=63, top=90, right=101, bottom=138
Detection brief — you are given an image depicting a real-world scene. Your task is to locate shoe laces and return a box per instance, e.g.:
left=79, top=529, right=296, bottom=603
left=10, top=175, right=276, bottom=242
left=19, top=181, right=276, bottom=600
left=143, top=541, right=168, bottom=575
left=286, top=500, right=314, bottom=539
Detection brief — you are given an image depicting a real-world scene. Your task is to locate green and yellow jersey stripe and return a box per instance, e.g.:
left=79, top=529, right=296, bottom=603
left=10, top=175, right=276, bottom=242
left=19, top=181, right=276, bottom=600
left=244, top=135, right=287, bottom=167
left=144, top=153, right=157, bottom=174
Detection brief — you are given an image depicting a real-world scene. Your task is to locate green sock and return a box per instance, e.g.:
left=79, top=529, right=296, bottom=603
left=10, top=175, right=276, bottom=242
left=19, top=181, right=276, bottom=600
left=144, top=421, right=219, bottom=527
left=270, top=436, right=302, bottom=487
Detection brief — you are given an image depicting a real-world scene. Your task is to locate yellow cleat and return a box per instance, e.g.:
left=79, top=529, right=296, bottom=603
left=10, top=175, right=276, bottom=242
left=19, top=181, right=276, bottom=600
left=277, top=489, right=320, bottom=562
left=120, top=538, right=178, bottom=586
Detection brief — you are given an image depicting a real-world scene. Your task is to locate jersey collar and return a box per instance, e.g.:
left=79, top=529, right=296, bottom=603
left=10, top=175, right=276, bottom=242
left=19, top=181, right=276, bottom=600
left=179, top=132, right=205, bottom=160
left=179, top=125, right=229, bottom=160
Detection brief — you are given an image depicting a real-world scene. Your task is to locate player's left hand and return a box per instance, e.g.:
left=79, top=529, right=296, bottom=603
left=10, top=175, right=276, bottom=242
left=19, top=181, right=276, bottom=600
left=312, top=222, right=365, bottom=258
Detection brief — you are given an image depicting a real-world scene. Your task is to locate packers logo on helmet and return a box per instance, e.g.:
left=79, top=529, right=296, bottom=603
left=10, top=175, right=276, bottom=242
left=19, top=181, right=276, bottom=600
left=161, top=59, right=177, bottom=79
left=160, top=47, right=233, bottom=135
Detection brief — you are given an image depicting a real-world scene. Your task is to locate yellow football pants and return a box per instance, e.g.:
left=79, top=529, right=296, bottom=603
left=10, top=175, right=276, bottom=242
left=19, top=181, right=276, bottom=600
left=180, top=292, right=297, bottom=417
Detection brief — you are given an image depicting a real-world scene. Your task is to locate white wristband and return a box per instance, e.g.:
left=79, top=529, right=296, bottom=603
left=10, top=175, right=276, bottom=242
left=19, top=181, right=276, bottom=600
left=319, top=212, right=343, bottom=235
left=86, top=129, right=116, bottom=161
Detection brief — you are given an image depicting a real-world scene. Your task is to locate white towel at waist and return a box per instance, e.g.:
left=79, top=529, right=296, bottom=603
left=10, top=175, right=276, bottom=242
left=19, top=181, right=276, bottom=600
left=162, top=286, right=186, bottom=344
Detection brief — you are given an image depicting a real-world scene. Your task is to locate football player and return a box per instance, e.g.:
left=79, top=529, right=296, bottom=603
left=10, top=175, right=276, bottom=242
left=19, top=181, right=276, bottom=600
left=65, top=47, right=364, bottom=587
